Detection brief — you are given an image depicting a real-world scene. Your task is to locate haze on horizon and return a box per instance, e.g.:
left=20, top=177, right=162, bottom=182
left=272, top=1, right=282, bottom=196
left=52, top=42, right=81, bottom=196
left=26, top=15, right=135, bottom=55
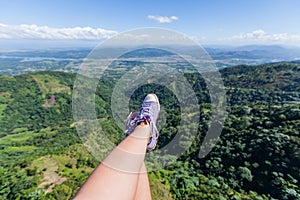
left=1, top=0, right=300, bottom=50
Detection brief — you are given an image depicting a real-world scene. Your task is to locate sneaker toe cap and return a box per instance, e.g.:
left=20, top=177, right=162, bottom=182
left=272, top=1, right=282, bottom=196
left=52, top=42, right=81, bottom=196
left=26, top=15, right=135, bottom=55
left=144, top=94, right=158, bottom=103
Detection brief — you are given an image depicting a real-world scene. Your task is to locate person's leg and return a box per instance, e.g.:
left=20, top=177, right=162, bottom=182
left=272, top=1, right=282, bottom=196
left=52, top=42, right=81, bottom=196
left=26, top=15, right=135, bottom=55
left=134, top=162, right=152, bottom=200
left=74, top=93, right=160, bottom=200
left=74, top=123, right=150, bottom=200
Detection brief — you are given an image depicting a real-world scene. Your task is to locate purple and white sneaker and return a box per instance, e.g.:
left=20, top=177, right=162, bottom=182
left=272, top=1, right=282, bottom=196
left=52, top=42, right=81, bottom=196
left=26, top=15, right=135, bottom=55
left=125, top=94, right=160, bottom=151
left=125, top=110, right=139, bottom=137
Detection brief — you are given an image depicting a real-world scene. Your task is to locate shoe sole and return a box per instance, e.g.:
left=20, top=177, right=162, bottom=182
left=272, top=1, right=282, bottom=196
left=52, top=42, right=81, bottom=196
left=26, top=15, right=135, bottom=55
left=145, top=93, right=160, bottom=151
left=147, top=93, right=160, bottom=119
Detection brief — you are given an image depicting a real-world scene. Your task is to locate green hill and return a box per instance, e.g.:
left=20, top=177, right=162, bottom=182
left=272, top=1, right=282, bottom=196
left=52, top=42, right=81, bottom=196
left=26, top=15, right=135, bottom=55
left=222, top=62, right=300, bottom=91
left=0, top=62, right=299, bottom=199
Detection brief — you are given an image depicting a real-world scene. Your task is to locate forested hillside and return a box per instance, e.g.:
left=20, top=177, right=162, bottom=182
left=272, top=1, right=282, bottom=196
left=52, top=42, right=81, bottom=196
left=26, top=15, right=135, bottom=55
left=0, top=62, right=299, bottom=199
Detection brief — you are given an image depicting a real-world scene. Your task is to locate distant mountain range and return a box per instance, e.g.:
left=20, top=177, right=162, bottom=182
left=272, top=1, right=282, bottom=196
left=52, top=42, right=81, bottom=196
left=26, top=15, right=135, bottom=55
left=1, top=45, right=300, bottom=75
left=206, top=45, right=300, bottom=60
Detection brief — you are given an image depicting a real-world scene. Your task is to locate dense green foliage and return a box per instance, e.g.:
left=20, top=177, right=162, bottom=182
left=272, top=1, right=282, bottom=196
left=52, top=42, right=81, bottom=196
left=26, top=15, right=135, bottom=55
left=0, top=61, right=299, bottom=199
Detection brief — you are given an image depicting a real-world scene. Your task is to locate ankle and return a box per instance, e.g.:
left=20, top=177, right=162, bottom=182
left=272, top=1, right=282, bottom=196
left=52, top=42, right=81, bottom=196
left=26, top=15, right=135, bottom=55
left=137, top=120, right=149, bottom=126
left=132, top=124, right=151, bottom=139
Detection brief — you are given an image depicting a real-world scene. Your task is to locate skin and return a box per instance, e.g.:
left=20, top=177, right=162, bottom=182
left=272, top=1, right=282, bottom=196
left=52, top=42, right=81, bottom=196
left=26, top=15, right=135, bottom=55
left=74, top=122, right=152, bottom=200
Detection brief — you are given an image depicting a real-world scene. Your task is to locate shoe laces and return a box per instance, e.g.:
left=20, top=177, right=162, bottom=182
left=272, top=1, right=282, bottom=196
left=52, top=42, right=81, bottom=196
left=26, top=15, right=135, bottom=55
left=136, top=102, right=152, bottom=124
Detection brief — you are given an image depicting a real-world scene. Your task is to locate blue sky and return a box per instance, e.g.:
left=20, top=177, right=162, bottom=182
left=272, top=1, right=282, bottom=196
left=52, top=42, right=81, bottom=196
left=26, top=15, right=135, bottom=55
left=1, top=0, right=300, bottom=48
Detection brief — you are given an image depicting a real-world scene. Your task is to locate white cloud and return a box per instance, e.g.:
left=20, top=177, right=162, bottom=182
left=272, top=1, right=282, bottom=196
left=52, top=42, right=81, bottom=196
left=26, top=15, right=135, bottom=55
left=0, top=23, right=117, bottom=40
left=225, top=29, right=300, bottom=44
left=147, top=15, right=178, bottom=23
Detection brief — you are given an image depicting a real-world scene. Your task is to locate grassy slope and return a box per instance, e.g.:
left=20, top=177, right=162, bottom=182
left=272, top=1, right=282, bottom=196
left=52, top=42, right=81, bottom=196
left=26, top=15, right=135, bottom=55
left=0, top=71, right=173, bottom=199
left=31, top=74, right=71, bottom=96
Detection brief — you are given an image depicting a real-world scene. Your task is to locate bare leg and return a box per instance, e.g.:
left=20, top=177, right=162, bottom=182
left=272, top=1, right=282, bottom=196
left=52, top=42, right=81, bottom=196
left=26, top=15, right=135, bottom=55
left=134, top=162, right=152, bottom=200
left=74, top=123, right=150, bottom=200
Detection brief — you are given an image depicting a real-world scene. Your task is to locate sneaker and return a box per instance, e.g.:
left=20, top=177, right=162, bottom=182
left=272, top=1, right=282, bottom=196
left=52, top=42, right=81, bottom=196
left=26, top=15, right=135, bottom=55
left=125, top=110, right=139, bottom=137
left=125, top=94, right=160, bottom=151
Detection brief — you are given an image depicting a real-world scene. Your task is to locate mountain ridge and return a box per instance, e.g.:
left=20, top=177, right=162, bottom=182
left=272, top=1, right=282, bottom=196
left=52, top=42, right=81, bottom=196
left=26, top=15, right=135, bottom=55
left=0, top=61, right=299, bottom=199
